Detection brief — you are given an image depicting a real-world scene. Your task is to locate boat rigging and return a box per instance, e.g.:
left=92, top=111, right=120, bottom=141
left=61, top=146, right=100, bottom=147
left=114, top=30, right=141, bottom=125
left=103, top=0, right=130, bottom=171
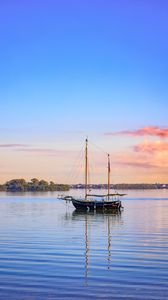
left=61, top=138, right=126, bottom=211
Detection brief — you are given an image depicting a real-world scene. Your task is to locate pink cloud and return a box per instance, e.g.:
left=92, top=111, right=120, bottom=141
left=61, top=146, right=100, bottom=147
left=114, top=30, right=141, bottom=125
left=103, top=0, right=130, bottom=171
left=18, top=148, right=60, bottom=153
left=0, top=144, right=30, bottom=148
left=133, top=141, right=168, bottom=153
left=105, top=126, right=168, bottom=138
left=111, top=143, right=168, bottom=169
left=0, top=145, right=78, bottom=157
left=113, top=160, right=156, bottom=169
left=111, top=152, right=156, bottom=169
left=17, top=148, right=78, bottom=156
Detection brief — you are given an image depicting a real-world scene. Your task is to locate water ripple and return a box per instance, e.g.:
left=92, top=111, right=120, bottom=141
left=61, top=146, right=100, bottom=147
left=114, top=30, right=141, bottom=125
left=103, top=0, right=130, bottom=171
left=0, top=194, right=167, bottom=299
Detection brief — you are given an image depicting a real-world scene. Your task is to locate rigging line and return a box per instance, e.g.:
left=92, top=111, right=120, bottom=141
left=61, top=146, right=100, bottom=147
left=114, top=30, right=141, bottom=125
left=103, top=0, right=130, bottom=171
left=89, top=140, right=109, bottom=156
left=71, top=155, right=85, bottom=184
left=69, top=151, right=85, bottom=184
left=89, top=143, right=107, bottom=184
left=87, top=142, right=96, bottom=186
left=71, top=156, right=81, bottom=183
left=90, top=140, right=116, bottom=186
left=88, top=147, right=97, bottom=185
left=87, top=141, right=91, bottom=187
left=70, top=145, right=86, bottom=184
left=88, top=156, right=91, bottom=187
left=64, top=144, right=85, bottom=184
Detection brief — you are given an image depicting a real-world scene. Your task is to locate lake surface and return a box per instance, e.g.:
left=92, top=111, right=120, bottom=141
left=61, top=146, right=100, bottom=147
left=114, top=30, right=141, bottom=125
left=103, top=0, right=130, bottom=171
left=0, top=190, right=168, bottom=299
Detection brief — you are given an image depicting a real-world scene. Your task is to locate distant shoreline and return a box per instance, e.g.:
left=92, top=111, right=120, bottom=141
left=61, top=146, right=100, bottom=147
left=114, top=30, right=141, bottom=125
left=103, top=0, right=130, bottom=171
left=70, top=183, right=168, bottom=190
left=0, top=179, right=69, bottom=192
left=0, top=179, right=167, bottom=192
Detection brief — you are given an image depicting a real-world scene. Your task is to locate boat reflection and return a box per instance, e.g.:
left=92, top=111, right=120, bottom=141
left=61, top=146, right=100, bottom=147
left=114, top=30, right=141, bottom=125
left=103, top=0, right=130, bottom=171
left=71, top=210, right=123, bottom=284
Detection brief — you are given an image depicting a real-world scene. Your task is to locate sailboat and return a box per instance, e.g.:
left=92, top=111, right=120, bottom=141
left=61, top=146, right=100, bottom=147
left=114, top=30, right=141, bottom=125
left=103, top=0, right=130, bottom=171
left=62, top=139, right=126, bottom=211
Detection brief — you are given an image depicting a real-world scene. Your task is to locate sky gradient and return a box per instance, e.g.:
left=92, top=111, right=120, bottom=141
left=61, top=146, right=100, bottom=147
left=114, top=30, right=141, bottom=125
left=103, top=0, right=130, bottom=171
left=0, top=0, right=168, bottom=183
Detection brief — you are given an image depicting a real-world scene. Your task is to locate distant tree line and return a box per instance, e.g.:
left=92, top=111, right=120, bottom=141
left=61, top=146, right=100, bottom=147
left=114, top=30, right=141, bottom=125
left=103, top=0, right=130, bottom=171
left=113, top=183, right=167, bottom=189
left=0, top=180, right=167, bottom=192
left=71, top=183, right=168, bottom=190
left=0, top=178, right=69, bottom=192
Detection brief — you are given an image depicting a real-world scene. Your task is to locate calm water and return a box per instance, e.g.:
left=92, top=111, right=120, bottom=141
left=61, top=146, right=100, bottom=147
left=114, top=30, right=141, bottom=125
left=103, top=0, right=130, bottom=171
left=0, top=190, right=168, bottom=299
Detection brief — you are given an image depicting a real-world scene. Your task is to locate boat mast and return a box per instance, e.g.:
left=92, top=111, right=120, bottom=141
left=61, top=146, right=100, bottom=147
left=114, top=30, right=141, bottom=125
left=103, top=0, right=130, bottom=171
left=85, top=138, right=88, bottom=200
left=108, top=154, right=110, bottom=201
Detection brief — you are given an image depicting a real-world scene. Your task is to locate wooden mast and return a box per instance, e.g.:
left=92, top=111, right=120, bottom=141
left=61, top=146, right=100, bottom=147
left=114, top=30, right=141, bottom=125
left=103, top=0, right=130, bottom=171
left=108, top=154, right=110, bottom=201
left=85, top=138, right=88, bottom=200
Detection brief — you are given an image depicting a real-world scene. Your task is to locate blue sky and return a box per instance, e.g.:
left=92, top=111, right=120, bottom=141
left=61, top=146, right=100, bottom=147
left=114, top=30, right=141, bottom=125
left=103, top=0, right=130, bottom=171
left=0, top=0, right=168, bottom=182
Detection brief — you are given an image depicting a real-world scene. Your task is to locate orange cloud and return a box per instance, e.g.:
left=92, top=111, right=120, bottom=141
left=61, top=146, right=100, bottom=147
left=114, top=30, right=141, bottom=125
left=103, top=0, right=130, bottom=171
left=112, top=153, right=156, bottom=169
left=111, top=138, right=168, bottom=170
left=133, top=140, right=168, bottom=153
left=113, top=160, right=155, bottom=169
left=105, top=126, right=168, bottom=138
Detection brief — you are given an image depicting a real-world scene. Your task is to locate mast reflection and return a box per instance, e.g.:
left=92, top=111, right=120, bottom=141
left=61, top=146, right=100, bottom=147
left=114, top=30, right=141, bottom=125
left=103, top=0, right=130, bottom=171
left=71, top=210, right=123, bottom=284
left=107, top=215, right=111, bottom=270
left=85, top=213, right=89, bottom=285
